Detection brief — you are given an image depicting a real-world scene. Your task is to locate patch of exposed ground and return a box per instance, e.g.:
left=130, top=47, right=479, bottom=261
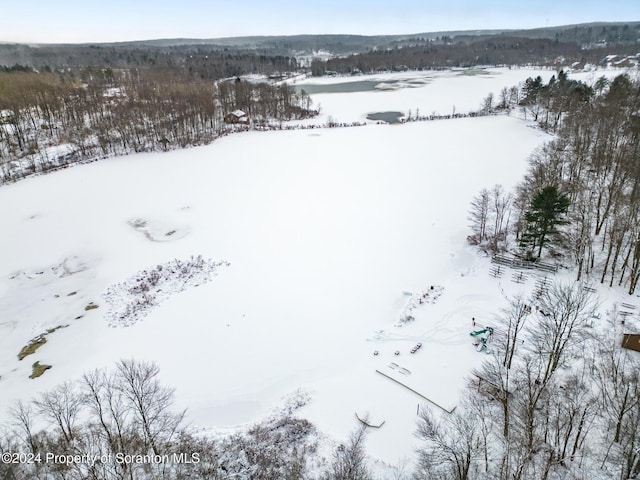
left=17, top=325, right=68, bottom=361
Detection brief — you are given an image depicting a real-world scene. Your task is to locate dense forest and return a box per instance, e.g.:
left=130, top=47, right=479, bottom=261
left=2, top=21, right=638, bottom=70
left=0, top=33, right=327, bottom=186
left=422, top=74, right=640, bottom=479
left=426, top=87, right=640, bottom=472
left=0, top=43, right=298, bottom=75
left=0, top=67, right=315, bottom=184
left=311, top=38, right=639, bottom=75
left=469, top=72, right=640, bottom=295
left=506, top=21, right=640, bottom=45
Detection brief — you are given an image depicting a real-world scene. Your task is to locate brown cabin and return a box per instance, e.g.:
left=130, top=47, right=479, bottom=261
left=224, top=110, right=249, bottom=125
left=622, top=334, right=640, bottom=353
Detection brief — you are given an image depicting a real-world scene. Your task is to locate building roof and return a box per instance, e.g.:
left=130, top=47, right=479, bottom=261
left=622, top=334, right=640, bottom=353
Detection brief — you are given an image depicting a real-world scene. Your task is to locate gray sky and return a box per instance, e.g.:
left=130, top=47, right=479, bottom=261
left=1, top=0, right=639, bottom=44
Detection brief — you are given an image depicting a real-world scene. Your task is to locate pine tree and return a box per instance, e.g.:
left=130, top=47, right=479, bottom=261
left=520, top=186, right=570, bottom=259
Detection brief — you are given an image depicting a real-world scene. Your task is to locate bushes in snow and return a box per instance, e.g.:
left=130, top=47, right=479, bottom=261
left=103, top=256, right=230, bottom=327
left=397, top=286, right=444, bottom=325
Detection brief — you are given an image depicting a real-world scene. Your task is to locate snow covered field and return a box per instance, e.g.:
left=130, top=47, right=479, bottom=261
left=1, top=67, right=627, bottom=466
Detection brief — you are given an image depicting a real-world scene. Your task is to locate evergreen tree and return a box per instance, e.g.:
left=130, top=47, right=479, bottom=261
left=520, top=186, right=570, bottom=259
left=522, top=76, right=545, bottom=103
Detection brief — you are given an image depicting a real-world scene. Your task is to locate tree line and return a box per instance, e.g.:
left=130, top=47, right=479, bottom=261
left=524, top=22, right=640, bottom=46
left=416, top=283, right=640, bottom=480
left=310, top=37, right=640, bottom=76
left=0, top=358, right=380, bottom=480
left=469, top=72, right=640, bottom=294
left=0, top=359, right=315, bottom=479
left=0, top=43, right=300, bottom=75
left=0, top=68, right=316, bottom=184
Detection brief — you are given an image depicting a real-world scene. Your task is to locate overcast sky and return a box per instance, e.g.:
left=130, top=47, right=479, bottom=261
left=1, top=0, right=639, bottom=44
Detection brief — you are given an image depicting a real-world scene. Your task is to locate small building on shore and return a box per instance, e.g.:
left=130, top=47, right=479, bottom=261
left=622, top=334, right=640, bottom=353
left=224, top=110, right=249, bottom=124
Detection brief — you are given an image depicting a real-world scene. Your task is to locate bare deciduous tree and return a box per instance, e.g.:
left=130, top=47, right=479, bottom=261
left=468, top=188, right=490, bottom=244
left=527, top=281, right=598, bottom=385
left=115, top=359, right=185, bottom=457
left=415, top=405, right=483, bottom=480
left=33, top=381, right=82, bottom=445
left=324, top=420, right=371, bottom=480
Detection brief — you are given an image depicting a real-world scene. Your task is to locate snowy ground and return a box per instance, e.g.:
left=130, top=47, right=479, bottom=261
left=0, top=67, right=632, bottom=467
left=292, top=66, right=625, bottom=125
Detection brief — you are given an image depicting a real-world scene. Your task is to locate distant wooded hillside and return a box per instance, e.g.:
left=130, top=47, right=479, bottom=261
left=0, top=21, right=638, bottom=72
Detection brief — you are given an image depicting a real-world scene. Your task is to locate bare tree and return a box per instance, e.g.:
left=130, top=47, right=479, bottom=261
left=81, top=368, right=134, bottom=480
left=324, top=420, right=371, bottom=480
left=481, top=92, right=494, bottom=113
left=468, top=188, right=491, bottom=245
left=33, top=381, right=83, bottom=445
left=566, top=188, right=594, bottom=281
left=526, top=281, right=598, bottom=386
left=490, top=184, right=512, bottom=249
left=115, top=359, right=185, bottom=457
left=415, top=405, right=483, bottom=480
left=7, top=400, right=39, bottom=455
left=473, top=295, right=529, bottom=440
left=498, top=295, right=530, bottom=371
left=539, top=366, right=597, bottom=475
left=594, top=310, right=640, bottom=478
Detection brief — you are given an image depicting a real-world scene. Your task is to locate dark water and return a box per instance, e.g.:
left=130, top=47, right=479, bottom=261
left=294, top=77, right=430, bottom=95
left=294, top=80, right=384, bottom=94
left=366, top=111, right=404, bottom=124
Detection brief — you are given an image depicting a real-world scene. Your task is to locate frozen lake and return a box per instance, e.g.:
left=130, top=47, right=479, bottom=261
left=2, top=66, right=625, bottom=464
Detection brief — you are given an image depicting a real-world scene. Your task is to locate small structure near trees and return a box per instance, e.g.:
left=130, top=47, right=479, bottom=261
left=0, top=109, right=15, bottom=124
left=224, top=109, right=249, bottom=124
left=621, top=334, right=640, bottom=353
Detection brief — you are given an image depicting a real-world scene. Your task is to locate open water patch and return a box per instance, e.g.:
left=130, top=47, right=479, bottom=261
left=295, top=80, right=381, bottom=94
left=366, top=111, right=404, bottom=124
